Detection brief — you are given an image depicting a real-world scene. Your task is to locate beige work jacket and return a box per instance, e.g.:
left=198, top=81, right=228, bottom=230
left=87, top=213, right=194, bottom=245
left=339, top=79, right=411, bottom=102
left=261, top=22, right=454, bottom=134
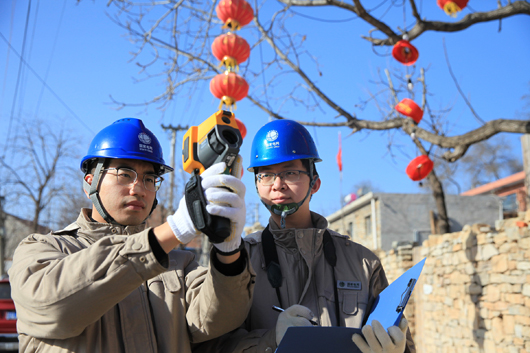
left=194, top=212, right=415, bottom=353
left=9, top=209, right=255, bottom=353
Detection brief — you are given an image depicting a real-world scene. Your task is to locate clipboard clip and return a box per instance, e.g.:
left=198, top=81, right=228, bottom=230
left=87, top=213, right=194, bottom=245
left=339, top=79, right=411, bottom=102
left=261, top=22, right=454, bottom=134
left=396, top=278, right=416, bottom=313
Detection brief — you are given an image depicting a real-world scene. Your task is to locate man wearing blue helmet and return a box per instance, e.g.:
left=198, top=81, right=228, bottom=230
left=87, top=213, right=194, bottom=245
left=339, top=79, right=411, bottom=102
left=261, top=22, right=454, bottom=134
left=196, top=120, right=414, bottom=353
left=8, top=118, right=255, bottom=353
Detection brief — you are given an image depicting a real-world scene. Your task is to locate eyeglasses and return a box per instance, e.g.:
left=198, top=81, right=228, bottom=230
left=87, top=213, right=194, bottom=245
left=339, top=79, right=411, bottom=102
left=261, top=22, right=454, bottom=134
left=103, top=168, right=163, bottom=192
left=256, top=170, right=309, bottom=186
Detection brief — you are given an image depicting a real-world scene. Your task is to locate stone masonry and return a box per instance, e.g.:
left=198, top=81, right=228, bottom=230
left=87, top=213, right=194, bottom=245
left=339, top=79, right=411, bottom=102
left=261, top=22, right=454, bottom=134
left=376, top=214, right=530, bottom=353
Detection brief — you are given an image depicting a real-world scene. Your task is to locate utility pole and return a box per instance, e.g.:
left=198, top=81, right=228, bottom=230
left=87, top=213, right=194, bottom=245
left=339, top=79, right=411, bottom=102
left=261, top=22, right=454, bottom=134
left=161, top=124, right=188, bottom=213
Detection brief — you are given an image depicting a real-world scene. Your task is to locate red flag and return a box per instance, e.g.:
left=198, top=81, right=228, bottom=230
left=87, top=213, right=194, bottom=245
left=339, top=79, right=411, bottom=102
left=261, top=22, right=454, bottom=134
left=336, top=131, right=342, bottom=172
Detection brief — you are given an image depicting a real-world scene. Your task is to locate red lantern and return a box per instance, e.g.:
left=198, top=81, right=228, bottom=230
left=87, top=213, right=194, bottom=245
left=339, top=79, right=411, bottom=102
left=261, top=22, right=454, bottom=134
left=235, top=117, right=247, bottom=139
left=212, top=33, right=251, bottom=71
left=437, top=0, right=468, bottom=17
left=210, top=72, right=249, bottom=110
left=216, top=0, right=254, bottom=31
left=395, top=98, right=423, bottom=124
left=406, top=155, right=434, bottom=181
left=392, top=40, right=419, bottom=66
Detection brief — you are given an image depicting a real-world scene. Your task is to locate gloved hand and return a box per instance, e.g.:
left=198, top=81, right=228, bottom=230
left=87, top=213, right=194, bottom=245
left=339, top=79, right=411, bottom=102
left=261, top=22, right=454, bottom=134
left=202, top=155, right=246, bottom=254
left=352, top=317, right=408, bottom=353
left=166, top=156, right=245, bottom=249
left=167, top=195, right=200, bottom=245
left=275, top=305, right=314, bottom=346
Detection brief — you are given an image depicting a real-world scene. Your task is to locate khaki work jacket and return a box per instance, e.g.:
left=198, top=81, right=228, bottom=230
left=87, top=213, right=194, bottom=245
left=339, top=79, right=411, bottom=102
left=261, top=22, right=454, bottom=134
left=9, top=209, right=255, bottom=353
left=195, top=212, right=415, bottom=353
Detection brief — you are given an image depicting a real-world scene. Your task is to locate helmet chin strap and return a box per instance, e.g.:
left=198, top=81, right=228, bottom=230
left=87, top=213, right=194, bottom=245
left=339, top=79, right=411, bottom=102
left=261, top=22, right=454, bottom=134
left=83, top=159, right=158, bottom=226
left=259, top=162, right=318, bottom=229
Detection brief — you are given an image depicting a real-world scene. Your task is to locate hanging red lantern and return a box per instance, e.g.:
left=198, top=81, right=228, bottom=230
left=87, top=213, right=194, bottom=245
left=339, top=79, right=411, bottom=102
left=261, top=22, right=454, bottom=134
left=234, top=117, right=247, bottom=139
left=395, top=98, right=423, bottom=124
left=212, top=33, right=251, bottom=71
left=406, top=155, right=434, bottom=181
left=210, top=72, right=249, bottom=110
left=392, top=40, right=419, bottom=66
left=216, top=0, right=254, bottom=31
left=437, top=0, right=468, bottom=17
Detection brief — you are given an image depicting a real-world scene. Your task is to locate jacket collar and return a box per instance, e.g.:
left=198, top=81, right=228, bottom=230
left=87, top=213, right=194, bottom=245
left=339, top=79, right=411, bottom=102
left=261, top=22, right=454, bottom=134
left=267, top=211, right=329, bottom=248
left=75, top=208, right=147, bottom=241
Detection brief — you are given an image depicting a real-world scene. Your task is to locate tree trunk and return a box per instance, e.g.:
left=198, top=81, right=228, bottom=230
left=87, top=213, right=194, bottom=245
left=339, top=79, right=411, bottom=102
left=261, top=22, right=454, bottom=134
left=427, top=170, right=450, bottom=234
left=32, top=207, right=41, bottom=233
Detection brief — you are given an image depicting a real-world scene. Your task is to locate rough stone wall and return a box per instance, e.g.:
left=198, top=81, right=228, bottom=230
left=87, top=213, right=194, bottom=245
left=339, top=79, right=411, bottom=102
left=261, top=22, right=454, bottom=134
left=376, top=243, right=417, bottom=339
left=377, top=215, right=530, bottom=353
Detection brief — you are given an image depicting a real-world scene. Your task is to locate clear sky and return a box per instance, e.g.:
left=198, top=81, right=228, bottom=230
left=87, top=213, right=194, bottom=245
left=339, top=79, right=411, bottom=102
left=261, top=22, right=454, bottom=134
left=1, top=0, right=529, bottom=227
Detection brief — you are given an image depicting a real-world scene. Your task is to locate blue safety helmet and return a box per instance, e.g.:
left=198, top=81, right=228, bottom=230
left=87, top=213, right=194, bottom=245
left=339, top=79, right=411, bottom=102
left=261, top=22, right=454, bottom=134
left=81, top=118, right=173, bottom=175
left=81, top=118, right=172, bottom=225
left=248, top=119, right=321, bottom=172
left=248, top=119, right=322, bottom=228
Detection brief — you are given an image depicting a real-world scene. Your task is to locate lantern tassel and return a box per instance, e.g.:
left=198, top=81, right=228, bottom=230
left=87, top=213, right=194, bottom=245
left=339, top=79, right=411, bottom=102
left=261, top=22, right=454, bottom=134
left=222, top=56, right=239, bottom=72
left=222, top=19, right=242, bottom=31
left=219, top=96, right=237, bottom=111
left=444, top=2, right=462, bottom=17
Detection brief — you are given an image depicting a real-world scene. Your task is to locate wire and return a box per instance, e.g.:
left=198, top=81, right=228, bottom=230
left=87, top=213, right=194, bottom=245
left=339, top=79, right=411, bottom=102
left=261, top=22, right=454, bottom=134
left=5, top=0, right=32, bottom=160
left=0, top=32, right=95, bottom=134
left=0, top=1, right=17, bottom=116
left=289, top=10, right=358, bottom=23
left=34, top=0, right=68, bottom=119
left=255, top=0, right=273, bottom=117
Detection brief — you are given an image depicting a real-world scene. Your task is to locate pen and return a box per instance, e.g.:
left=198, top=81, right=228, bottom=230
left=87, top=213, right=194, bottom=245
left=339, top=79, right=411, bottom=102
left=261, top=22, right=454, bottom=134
left=272, top=306, right=319, bottom=326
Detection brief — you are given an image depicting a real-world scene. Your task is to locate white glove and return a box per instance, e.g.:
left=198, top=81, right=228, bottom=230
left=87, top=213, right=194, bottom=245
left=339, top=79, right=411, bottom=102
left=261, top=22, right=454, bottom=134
left=167, top=195, right=200, bottom=245
left=352, top=317, right=408, bottom=353
left=202, top=155, right=246, bottom=253
left=275, top=305, right=314, bottom=346
left=167, top=156, right=246, bottom=248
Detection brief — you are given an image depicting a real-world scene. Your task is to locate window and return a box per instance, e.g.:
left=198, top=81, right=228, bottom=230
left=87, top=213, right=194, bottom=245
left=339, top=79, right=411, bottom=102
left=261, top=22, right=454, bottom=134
left=365, top=215, right=372, bottom=236
left=502, top=194, right=518, bottom=213
left=348, top=222, right=354, bottom=239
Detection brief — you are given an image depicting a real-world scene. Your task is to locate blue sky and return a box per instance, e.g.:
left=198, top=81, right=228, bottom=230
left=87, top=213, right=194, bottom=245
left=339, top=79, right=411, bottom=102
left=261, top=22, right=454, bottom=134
left=1, top=1, right=529, bottom=227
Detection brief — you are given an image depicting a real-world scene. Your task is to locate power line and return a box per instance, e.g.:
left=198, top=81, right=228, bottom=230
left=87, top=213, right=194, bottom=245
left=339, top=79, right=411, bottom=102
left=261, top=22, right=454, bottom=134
left=5, top=0, right=32, bottom=159
left=0, top=32, right=95, bottom=135
left=0, top=1, right=17, bottom=116
left=34, top=0, right=68, bottom=119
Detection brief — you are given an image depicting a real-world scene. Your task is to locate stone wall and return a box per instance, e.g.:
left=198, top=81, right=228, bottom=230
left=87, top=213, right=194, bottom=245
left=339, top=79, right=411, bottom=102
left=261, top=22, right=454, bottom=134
left=376, top=215, right=530, bottom=353
left=376, top=243, right=417, bottom=339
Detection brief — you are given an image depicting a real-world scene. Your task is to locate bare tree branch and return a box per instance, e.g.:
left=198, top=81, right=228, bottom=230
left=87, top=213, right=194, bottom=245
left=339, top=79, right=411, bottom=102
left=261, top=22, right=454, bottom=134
left=0, top=120, right=79, bottom=231
left=362, top=1, right=530, bottom=45
left=254, top=15, right=357, bottom=122
left=442, top=38, right=486, bottom=125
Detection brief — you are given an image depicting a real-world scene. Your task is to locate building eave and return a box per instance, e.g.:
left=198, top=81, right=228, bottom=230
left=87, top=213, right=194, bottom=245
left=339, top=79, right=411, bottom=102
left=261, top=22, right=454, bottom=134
left=461, top=171, right=525, bottom=196
left=326, top=192, right=375, bottom=222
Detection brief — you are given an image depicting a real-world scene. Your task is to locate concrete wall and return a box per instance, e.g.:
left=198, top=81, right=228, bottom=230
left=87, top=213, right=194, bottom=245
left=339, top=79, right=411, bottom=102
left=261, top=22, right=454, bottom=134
left=378, top=193, right=500, bottom=251
left=328, top=193, right=501, bottom=252
left=377, top=214, right=530, bottom=353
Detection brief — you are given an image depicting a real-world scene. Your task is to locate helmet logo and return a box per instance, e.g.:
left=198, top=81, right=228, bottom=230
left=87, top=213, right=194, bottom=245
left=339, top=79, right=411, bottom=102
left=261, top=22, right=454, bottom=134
left=265, top=130, right=280, bottom=149
left=138, top=132, right=154, bottom=154
left=138, top=132, right=152, bottom=144
left=266, top=130, right=278, bottom=142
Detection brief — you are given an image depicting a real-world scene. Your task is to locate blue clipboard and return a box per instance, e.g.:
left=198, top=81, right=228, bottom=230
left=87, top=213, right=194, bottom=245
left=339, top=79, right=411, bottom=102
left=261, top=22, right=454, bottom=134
left=275, top=327, right=363, bottom=353
left=276, top=258, right=426, bottom=352
left=366, top=257, right=426, bottom=329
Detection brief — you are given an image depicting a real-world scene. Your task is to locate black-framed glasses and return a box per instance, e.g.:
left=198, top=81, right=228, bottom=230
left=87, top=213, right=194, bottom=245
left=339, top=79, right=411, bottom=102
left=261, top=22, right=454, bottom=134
left=256, top=170, right=309, bottom=186
left=103, top=168, right=163, bottom=192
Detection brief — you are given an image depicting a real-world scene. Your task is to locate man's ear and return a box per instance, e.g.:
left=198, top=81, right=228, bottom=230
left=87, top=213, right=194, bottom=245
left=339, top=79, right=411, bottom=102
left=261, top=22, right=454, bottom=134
left=83, top=174, right=93, bottom=199
left=311, top=176, right=321, bottom=195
